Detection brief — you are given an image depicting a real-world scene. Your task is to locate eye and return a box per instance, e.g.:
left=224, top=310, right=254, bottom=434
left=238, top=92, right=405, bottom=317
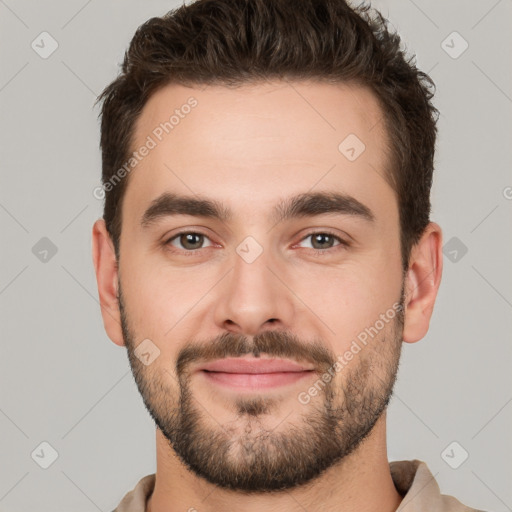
left=163, top=230, right=348, bottom=254
left=165, top=231, right=214, bottom=251
left=297, top=231, right=348, bottom=251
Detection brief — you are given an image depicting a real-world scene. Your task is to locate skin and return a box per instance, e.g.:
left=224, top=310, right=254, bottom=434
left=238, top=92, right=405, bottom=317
left=92, top=80, right=443, bottom=512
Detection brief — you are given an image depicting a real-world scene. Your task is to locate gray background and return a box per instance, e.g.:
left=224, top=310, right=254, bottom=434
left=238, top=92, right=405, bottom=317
left=1, top=0, right=511, bottom=510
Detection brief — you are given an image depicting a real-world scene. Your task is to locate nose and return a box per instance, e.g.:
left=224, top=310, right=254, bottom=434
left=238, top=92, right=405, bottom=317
left=213, top=243, right=295, bottom=337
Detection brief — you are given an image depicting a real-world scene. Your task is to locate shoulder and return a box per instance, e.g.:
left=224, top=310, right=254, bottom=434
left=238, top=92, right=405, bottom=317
left=390, top=459, right=487, bottom=512
left=112, top=474, right=156, bottom=512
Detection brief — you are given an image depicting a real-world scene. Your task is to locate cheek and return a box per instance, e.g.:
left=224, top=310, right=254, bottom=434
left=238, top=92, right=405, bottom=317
left=121, top=258, right=211, bottom=341
left=296, top=258, right=401, bottom=350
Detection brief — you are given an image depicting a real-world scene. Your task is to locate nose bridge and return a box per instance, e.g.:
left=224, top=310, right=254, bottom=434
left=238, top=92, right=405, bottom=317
left=213, top=236, right=294, bottom=335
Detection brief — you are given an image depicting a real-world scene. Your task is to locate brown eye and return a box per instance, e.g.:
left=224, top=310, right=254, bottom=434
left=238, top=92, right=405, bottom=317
left=310, top=233, right=337, bottom=249
left=298, top=231, right=348, bottom=252
left=166, top=232, right=212, bottom=251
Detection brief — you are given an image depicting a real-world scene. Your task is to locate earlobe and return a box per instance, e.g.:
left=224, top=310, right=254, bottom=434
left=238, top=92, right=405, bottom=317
left=92, top=219, right=125, bottom=347
left=402, top=222, right=443, bottom=344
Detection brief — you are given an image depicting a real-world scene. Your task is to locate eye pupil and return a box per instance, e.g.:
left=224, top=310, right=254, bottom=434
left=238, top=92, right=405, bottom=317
left=312, top=233, right=333, bottom=249
left=170, top=232, right=342, bottom=253
left=181, top=233, right=203, bottom=250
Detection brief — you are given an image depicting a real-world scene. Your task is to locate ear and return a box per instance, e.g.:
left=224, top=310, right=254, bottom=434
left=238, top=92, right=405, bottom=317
left=402, top=222, right=443, bottom=344
left=91, top=218, right=125, bottom=347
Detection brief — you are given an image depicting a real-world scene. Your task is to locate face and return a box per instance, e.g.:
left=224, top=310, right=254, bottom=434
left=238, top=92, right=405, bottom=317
left=114, top=80, right=407, bottom=491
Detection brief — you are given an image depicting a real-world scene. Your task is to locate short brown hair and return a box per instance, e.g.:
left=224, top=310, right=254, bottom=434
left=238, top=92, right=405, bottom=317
left=96, top=0, right=438, bottom=270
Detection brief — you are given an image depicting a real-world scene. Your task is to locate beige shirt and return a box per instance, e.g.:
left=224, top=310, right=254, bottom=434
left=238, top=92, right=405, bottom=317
left=113, top=459, right=485, bottom=511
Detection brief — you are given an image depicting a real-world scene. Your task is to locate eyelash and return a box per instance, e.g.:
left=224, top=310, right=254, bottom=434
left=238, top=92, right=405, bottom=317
left=163, top=230, right=349, bottom=255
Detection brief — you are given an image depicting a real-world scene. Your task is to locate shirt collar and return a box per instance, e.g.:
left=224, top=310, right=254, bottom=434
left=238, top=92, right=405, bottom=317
left=114, top=459, right=479, bottom=512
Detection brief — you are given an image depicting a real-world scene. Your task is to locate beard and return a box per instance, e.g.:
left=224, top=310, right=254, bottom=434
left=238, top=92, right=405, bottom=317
left=119, top=282, right=405, bottom=494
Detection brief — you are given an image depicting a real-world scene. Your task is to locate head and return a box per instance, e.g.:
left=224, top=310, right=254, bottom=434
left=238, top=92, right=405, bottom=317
left=92, top=0, right=442, bottom=493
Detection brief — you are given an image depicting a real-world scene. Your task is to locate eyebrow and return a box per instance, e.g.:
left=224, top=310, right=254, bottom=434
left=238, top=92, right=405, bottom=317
left=140, top=191, right=375, bottom=228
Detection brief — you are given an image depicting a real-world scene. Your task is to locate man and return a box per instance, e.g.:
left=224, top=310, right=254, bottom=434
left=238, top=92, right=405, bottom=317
left=92, top=0, right=483, bottom=510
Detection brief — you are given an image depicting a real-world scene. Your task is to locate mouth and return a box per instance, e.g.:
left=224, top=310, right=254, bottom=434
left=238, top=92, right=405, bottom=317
left=196, top=357, right=316, bottom=390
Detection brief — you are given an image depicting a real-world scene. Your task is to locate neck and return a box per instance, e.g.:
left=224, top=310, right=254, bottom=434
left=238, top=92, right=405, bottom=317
left=147, top=413, right=403, bottom=512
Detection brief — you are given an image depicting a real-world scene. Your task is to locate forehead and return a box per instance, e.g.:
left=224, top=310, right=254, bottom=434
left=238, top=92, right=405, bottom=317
left=124, top=80, right=396, bottom=231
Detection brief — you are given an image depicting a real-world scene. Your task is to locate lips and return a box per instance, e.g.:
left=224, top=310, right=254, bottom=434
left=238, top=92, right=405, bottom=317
left=198, top=357, right=314, bottom=374
left=197, top=357, right=315, bottom=390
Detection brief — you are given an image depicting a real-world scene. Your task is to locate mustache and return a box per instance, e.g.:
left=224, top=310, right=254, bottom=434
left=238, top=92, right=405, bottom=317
left=176, top=330, right=336, bottom=377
